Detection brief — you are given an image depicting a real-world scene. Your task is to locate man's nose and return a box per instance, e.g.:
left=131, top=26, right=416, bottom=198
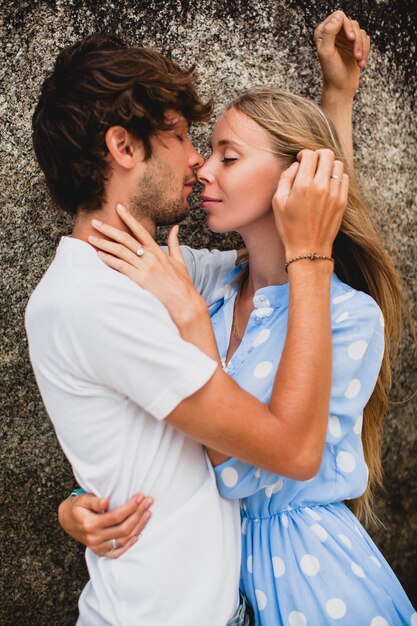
left=189, top=146, right=204, bottom=169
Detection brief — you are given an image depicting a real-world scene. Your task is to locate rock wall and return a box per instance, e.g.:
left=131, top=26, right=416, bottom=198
left=1, top=1, right=415, bottom=623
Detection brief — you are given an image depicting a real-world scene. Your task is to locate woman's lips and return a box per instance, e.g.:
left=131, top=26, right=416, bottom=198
left=201, top=196, right=221, bottom=209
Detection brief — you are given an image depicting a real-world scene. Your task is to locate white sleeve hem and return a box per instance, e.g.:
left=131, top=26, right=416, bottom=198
left=145, top=357, right=218, bottom=421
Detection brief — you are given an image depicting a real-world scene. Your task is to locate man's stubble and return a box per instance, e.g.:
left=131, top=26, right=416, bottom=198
left=130, top=158, right=190, bottom=227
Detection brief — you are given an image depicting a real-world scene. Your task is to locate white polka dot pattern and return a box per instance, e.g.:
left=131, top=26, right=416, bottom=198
left=265, top=480, right=284, bottom=497
left=210, top=274, right=409, bottom=626
left=345, top=379, right=361, bottom=398
left=348, top=340, right=368, bottom=360
left=370, top=618, right=389, bottom=626
left=338, top=534, right=352, bottom=549
left=272, top=556, right=285, bottom=578
left=333, top=290, right=355, bottom=304
left=335, top=311, right=349, bottom=323
left=221, top=466, right=238, bottom=487
left=247, top=555, right=253, bottom=573
left=328, top=415, right=342, bottom=438
left=354, top=415, right=363, bottom=435
left=310, top=524, right=328, bottom=542
left=252, top=328, right=271, bottom=346
left=351, top=561, right=365, bottom=578
left=255, top=589, right=267, bottom=611
left=336, top=451, right=356, bottom=473
left=300, top=554, right=320, bottom=576
left=288, top=611, right=307, bottom=626
left=253, top=361, right=273, bottom=378
left=326, top=598, right=347, bottom=619
left=305, top=507, right=321, bottom=521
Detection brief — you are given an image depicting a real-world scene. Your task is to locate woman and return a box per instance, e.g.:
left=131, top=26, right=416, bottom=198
left=59, top=16, right=415, bottom=626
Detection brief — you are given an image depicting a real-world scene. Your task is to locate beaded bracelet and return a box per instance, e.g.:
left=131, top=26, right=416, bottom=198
left=67, top=487, right=87, bottom=499
left=285, top=252, right=334, bottom=272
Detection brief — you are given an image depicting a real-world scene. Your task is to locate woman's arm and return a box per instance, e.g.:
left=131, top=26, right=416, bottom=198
left=58, top=492, right=153, bottom=558
left=213, top=294, right=384, bottom=500
left=315, top=11, right=371, bottom=167
left=89, top=150, right=347, bottom=478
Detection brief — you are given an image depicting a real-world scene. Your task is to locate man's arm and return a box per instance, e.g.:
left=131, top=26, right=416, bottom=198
left=315, top=11, right=371, bottom=167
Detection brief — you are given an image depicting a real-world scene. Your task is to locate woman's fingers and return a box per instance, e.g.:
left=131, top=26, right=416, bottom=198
left=116, top=204, right=161, bottom=252
left=349, top=19, right=363, bottom=60
left=167, top=225, right=185, bottom=266
left=91, top=218, right=145, bottom=254
left=96, top=506, right=152, bottom=545
left=88, top=236, right=145, bottom=268
left=93, top=534, right=140, bottom=558
left=359, top=31, right=371, bottom=68
left=340, top=173, right=349, bottom=208
left=98, top=495, right=149, bottom=529
left=295, top=149, right=319, bottom=183
left=314, top=149, right=337, bottom=187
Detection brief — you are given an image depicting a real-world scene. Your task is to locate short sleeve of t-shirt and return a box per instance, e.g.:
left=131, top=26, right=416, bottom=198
left=63, top=271, right=218, bottom=421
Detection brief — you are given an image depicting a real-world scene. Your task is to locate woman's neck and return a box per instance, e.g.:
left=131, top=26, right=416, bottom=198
left=239, top=211, right=287, bottom=296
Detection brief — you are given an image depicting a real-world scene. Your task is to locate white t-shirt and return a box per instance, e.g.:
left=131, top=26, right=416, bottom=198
left=25, top=237, right=240, bottom=626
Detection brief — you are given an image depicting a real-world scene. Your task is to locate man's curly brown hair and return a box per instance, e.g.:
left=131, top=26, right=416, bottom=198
left=32, top=33, right=212, bottom=215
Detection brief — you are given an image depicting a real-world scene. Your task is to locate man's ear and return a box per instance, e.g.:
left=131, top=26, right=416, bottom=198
left=105, top=126, right=144, bottom=169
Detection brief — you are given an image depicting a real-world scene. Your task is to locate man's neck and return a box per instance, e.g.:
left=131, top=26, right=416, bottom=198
left=72, top=202, right=155, bottom=243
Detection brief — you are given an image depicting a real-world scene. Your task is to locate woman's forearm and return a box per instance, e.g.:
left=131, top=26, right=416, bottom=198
left=268, top=261, right=333, bottom=472
left=321, top=87, right=354, bottom=169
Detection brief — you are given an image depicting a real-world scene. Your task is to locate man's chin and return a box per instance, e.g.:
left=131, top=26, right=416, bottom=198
left=155, top=204, right=190, bottom=227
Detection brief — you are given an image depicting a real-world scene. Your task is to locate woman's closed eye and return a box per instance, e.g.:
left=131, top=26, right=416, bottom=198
left=221, top=157, right=238, bottom=164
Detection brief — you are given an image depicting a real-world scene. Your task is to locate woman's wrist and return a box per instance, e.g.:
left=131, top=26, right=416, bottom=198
left=287, top=257, right=334, bottom=284
left=321, top=84, right=356, bottom=103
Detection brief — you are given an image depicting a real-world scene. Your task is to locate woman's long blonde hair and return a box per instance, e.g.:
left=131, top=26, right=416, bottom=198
left=228, top=87, right=410, bottom=525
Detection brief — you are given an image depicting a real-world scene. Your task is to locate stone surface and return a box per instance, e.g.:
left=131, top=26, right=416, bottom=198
left=0, top=1, right=416, bottom=623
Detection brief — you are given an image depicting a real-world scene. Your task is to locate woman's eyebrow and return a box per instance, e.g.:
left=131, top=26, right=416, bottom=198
left=212, top=139, right=243, bottom=148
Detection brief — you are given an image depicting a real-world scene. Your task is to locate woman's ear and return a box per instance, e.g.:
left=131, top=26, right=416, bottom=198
left=104, top=126, right=144, bottom=169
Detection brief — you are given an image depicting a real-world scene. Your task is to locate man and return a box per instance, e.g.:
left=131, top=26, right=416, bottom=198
left=26, top=16, right=368, bottom=626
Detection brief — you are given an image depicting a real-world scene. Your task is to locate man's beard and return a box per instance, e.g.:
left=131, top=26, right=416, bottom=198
left=129, top=159, right=190, bottom=227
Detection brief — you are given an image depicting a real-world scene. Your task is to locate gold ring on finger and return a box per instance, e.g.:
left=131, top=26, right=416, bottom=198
left=330, top=175, right=343, bottom=182
left=110, top=538, right=117, bottom=551
left=136, top=247, right=145, bottom=257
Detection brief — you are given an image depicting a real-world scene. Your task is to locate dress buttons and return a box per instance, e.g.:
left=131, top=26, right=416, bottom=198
left=254, top=294, right=270, bottom=308
left=254, top=317, right=261, bottom=325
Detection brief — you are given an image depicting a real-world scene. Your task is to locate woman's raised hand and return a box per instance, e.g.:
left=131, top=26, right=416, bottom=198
left=58, top=492, right=153, bottom=558
left=89, top=205, right=206, bottom=329
left=315, top=11, right=371, bottom=95
left=272, top=149, right=348, bottom=260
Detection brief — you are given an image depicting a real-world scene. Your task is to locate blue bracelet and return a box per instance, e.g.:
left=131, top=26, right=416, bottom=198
left=67, top=488, right=87, bottom=499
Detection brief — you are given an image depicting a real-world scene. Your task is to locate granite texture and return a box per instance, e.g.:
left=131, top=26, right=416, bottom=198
left=0, top=1, right=416, bottom=623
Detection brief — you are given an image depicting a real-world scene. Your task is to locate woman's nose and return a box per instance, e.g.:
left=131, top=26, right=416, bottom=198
left=197, top=161, right=215, bottom=184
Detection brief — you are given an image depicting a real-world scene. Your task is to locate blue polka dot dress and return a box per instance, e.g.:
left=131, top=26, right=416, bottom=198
left=211, top=268, right=416, bottom=626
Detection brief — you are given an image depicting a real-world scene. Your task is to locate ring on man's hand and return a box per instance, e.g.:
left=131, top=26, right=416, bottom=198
left=110, top=538, right=117, bottom=551
left=136, top=247, right=145, bottom=257
left=330, top=175, right=343, bottom=182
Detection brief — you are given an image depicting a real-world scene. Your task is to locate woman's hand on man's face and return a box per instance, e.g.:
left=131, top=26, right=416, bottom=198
left=272, top=149, right=348, bottom=260
left=58, top=492, right=153, bottom=558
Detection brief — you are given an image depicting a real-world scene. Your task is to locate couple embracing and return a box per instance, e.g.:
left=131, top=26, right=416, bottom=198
left=26, top=10, right=415, bottom=626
